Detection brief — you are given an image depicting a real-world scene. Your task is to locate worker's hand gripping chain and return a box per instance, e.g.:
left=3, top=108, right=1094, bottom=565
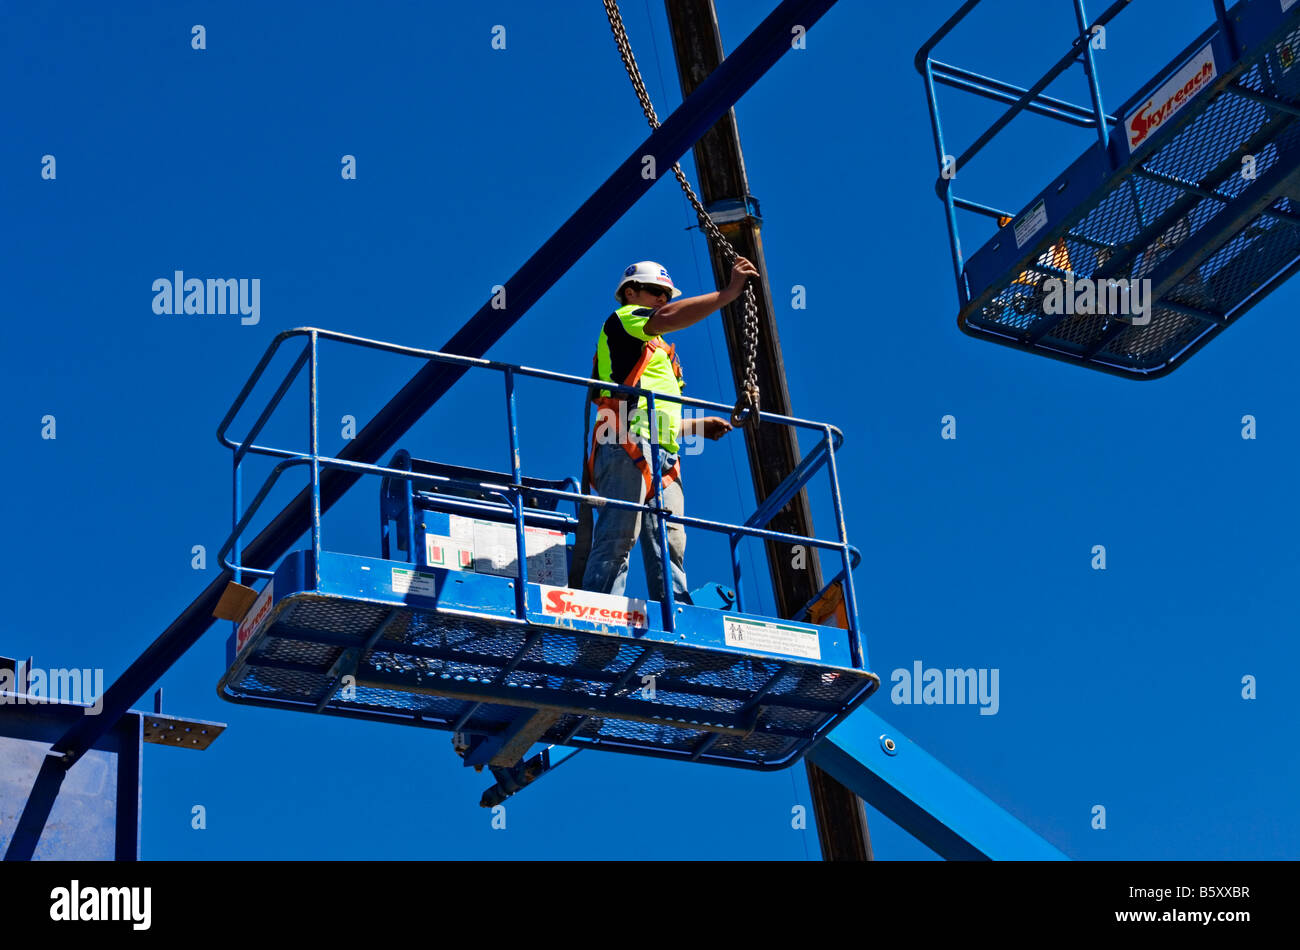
left=603, top=0, right=762, bottom=429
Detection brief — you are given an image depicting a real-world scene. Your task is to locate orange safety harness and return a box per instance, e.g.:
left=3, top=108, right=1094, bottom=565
left=587, top=337, right=684, bottom=498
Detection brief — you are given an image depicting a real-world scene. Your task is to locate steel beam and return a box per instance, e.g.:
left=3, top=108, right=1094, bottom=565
left=50, top=0, right=840, bottom=767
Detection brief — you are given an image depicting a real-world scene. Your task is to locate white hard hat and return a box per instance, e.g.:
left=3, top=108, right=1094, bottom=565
left=615, top=261, right=683, bottom=303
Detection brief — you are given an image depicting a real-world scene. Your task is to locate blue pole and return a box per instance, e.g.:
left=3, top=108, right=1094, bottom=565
left=730, top=534, right=745, bottom=613
left=309, top=332, right=322, bottom=590
left=231, top=450, right=243, bottom=651
left=232, top=450, right=242, bottom=585
left=922, top=58, right=967, bottom=297
left=645, top=392, right=676, bottom=633
left=397, top=451, right=416, bottom=564
left=505, top=369, right=528, bottom=620
left=1212, top=0, right=1234, bottom=55
left=823, top=426, right=863, bottom=669
left=504, top=369, right=523, bottom=489
left=1072, top=0, right=1112, bottom=158
left=512, top=496, right=529, bottom=621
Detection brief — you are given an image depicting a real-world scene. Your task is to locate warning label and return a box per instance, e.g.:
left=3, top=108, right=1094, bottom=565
left=391, top=567, right=439, bottom=598
left=1013, top=199, right=1048, bottom=250
left=471, top=519, right=568, bottom=586
left=722, top=616, right=822, bottom=661
left=236, top=580, right=275, bottom=656
left=422, top=514, right=568, bottom=586
left=425, top=534, right=474, bottom=570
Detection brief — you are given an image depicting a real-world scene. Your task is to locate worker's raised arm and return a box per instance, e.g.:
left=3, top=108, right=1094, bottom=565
left=644, top=257, right=758, bottom=336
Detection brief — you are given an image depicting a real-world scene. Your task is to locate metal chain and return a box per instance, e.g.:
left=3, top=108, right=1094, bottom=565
left=602, top=0, right=761, bottom=429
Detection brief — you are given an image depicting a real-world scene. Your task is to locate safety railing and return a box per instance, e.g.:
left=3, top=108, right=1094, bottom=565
left=215, top=327, right=866, bottom=670
left=916, top=0, right=1248, bottom=287
left=916, top=0, right=1144, bottom=296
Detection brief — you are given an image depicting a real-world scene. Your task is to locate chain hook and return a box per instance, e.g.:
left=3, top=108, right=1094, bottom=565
left=730, top=383, right=761, bottom=429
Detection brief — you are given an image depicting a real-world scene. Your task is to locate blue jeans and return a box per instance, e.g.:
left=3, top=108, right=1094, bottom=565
left=582, top=440, right=688, bottom=602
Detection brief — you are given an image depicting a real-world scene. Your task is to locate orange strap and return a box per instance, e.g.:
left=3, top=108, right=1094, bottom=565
left=591, top=338, right=683, bottom=405
left=587, top=399, right=681, bottom=498
left=587, top=334, right=684, bottom=496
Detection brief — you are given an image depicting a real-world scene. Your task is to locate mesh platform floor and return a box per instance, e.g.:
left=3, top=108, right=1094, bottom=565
left=220, top=588, right=878, bottom=771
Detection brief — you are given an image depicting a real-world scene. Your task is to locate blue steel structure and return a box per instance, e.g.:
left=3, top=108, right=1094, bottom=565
left=919, top=0, right=1300, bottom=378
left=1, top=685, right=141, bottom=861
left=2, top=0, right=1074, bottom=858
left=214, top=328, right=877, bottom=780
left=1, top=663, right=224, bottom=861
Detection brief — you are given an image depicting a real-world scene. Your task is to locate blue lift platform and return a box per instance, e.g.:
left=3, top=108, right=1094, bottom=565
left=919, top=0, right=1300, bottom=378
left=214, top=329, right=879, bottom=799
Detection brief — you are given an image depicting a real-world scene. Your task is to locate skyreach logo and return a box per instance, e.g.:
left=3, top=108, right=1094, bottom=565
left=151, top=271, right=260, bottom=325
left=0, top=661, right=104, bottom=715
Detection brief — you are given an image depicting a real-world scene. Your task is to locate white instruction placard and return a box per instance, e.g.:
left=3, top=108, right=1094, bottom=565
left=722, top=615, right=822, bottom=661
left=1014, top=199, right=1048, bottom=249
left=471, top=520, right=568, bottom=586
left=446, top=514, right=476, bottom=544
left=391, top=567, right=439, bottom=598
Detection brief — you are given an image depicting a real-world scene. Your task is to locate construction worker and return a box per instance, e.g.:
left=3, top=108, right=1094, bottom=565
left=582, top=257, right=758, bottom=604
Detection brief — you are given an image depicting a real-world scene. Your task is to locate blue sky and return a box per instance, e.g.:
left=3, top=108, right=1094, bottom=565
left=3, top=0, right=1296, bottom=860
